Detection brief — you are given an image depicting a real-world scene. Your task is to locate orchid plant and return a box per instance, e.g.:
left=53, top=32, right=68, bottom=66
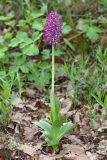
left=35, top=11, right=76, bottom=149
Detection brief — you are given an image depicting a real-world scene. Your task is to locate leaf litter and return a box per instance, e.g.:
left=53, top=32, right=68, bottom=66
left=0, top=84, right=106, bottom=160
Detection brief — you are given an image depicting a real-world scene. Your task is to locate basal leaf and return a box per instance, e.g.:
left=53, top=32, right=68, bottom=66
left=50, top=96, right=61, bottom=123
left=52, top=115, right=67, bottom=128
left=58, top=123, right=76, bottom=140
left=35, top=120, right=51, bottom=132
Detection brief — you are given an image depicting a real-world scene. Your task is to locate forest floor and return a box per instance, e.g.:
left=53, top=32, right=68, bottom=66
left=0, top=1, right=107, bottom=160
left=0, top=85, right=107, bottom=160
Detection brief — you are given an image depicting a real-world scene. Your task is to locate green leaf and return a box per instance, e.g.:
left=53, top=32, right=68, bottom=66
left=14, top=53, right=26, bottom=65
left=0, top=44, right=7, bottom=52
left=2, top=82, right=12, bottom=100
left=64, top=38, right=75, bottom=51
left=30, top=11, right=44, bottom=19
left=28, top=72, right=38, bottom=82
left=16, top=31, right=28, bottom=41
left=50, top=97, right=61, bottom=123
left=52, top=115, right=67, bottom=128
left=58, top=123, right=76, bottom=140
left=23, top=44, right=39, bottom=56
left=9, top=38, right=20, bottom=47
left=20, top=64, right=29, bottom=73
left=0, top=44, right=7, bottom=58
left=92, top=94, right=104, bottom=108
left=42, top=49, right=50, bottom=59
left=100, top=19, right=107, bottom=24
left=0, top=12, right=14, bottom=22
left=6, top=20, right=15, bottom=27
left=0, top=52, right=5, bottom=58
left=62, top=24, right=72, bottom=34
left=0, top=35, right=4, bottom=43
left=41, top=4, right=48, bottom=14
left=35, top=120, right=51, bottom=132
left=32, top=19, right=44, bottom=31
left=100, top=0, right=107, bottom=7
left=104, top=95, right=107, bottom=109
left=0, top=16, right=8, bottom=21
left=9, top=32, right=28, bottom=47
left=54, top=97, right=61, bottom=116
left=39, top=61, right=51, bottom=69
left=32, top=32, right=43, bottom=41
left=86, top=26, right=102, bottom=42
left=18, top=20, right=27, bottom=27
left=79, top=25, right=102, bottom=42
left=79, top=24, right=90, bottom=32
left=4, top=32, right=12, bottom=40
left=38, top=70, right=51, bottom=87
left=20, top=38, right=33, bottom=48
left=55, top=49, right=64, bottom=56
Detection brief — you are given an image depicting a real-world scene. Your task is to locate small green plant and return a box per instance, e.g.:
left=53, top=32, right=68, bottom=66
left=100, top=0, right=107, bottom=8
left=92, top=92, right=107, bottom=118
left=35, top=11, right=75, bottom=150
left=91, top=105, right=99, bottom=132
left=0, top=71, right=16, bottom=128
left=79, top=24, right=102, bottom=42
left=9, top=31, right=40, bottom=56
left=96, top=47, right=107, bottom=72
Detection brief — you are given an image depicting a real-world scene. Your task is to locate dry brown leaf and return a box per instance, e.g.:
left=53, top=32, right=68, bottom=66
left=68, top=135, right=84, bottom=147
left=99, top=140, right=107, bottom=147
left=60, top=144, right=90, bottom=160
left=86, top=152, right=98, bottom=160
left=66, top=81, right=75, bottom=98
left=73, top=106, right=91, bottom=135
left=0, top=148, right=12, bottom=159
left=10, top=112, right=23, bottom=124
left=39, top=154, right=56, bottom=160
left=34, top=141, right=43, bottom=151
left=61, top=98, right=72, bottom=115
left=17, top=144, right=35, bottom=157
left=21, top=115, right=32, bottom=125
left=26, top=88, right=36, bottom=98
left=96, top=140, right=107, bottom=157
left=12, top=97, right=23, bottom=109
left=23, top=125, right=38, bottom=141
left=25, top=103, right=37, bottom=112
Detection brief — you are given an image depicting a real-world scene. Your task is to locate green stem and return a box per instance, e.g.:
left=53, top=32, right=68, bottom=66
left=52, top=44, right=55, bottom=97
left=50, top=44, right=55, bottom=121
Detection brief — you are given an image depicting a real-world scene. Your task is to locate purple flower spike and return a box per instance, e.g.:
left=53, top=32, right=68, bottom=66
left=44, top=11, right=62, bottom=45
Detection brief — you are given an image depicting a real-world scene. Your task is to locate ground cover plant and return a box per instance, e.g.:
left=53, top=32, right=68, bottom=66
left=0, top=0, right=107, bottom=159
